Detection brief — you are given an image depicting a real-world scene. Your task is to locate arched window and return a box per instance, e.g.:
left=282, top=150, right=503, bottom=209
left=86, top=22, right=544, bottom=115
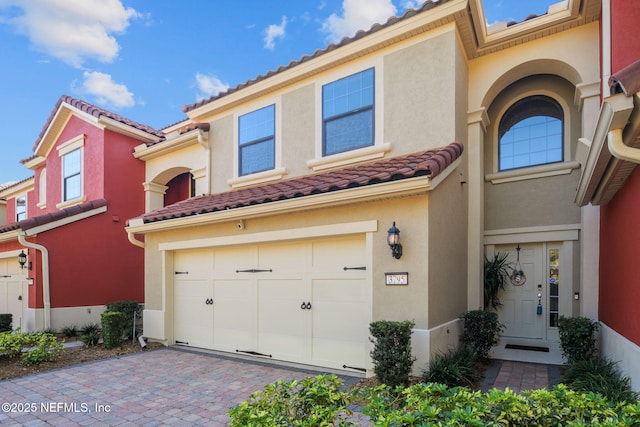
left=498, top=95, right=563, bottom=171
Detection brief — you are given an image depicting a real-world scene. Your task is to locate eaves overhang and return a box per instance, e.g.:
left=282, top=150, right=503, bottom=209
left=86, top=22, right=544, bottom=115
left=126, top=174, right=434, bottom=235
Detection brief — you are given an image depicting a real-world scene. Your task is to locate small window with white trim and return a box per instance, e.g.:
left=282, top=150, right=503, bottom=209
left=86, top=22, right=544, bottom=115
left=238, top=104, right=275, bottom=176
left=62, top=148, right=82, bottom=202
left=16, top=195, right=26, bottom=221
left=498, top=95, right=563, bottom=171
left=322, top=68, right=374, bottom=156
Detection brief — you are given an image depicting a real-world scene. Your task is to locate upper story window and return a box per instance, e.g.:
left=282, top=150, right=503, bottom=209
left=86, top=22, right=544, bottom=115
left=322, top=68, right=374, bottom=156
left=62, top=148, right=82, bottom=201
left=239, top=104, right=275, bottom=176
left=498, top=95, right=563, bottom=171
left=16, top=195, right=26, bottom=221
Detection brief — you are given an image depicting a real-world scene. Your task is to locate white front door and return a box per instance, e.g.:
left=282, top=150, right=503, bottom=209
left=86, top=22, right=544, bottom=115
left=495, top=242, right=567, bottom=341
left=0, top=258, right=25, bottom=331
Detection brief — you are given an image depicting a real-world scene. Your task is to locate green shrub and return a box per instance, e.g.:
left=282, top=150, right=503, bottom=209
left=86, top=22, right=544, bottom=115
left=460, top=310, right=504, bottom=359
left=228, top=375, right=352, bottom=427
left=0, top=313, right=12, bottom=332
left=423, top=346, right=480, bottom=388
left=562, top=356, right=638, bottom=403
left=101, top=311, right=125, bottom=349
left=359, top=382, right=640, bottom=425
left=369, top=320, right=416, bottom=388
left=558, top=316, right=599, bottom=364
left=484, top=252, right=511, bottom=310
left=80, top=322, right=100, bottom=335
left=106, top=300, right=142, bottom=339
left=61, top=324, right=78, bottom=338
left=0, top=331, right=25, bottom=358
left=81, top=330, right=100, bottom=347
left=21, top=333, right=63, bottom=366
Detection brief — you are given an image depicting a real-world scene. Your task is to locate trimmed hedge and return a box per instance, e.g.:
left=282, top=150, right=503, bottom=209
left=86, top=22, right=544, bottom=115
left=369, top=320, right=416, bottom=388
left=105, top=300, right=142, bottom=339
left=0, top=313, right=12, bottom=332
left=101, top=311, right=125, bottom=349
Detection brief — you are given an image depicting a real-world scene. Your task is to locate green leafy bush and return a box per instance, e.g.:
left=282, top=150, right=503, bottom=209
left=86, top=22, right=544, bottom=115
left=80, top=322, right=100, bottom=335
left=106, top=300, right=142, bottom=339
left=228, top=375, right=352, bottom=427
left=61, top=324, right=78, bottom=338
left=359, top=382, right=640, bottom=426
left=0, top=313, right=12, bottom=332
left=81, top=330, right=100, bottom=347
left=423, top=346, right=480, bottom=388
left=369, top=320, right=416, bottom=388
left=21, top=333, right=63, bottom=366
left=101, top=311, right=125, bottom=349
left=484, top=252, right=511, bottom=310
left=558, top=316, right=599, bottom=364
left=460, top=310, right=504, bottom=359
left=0, top=332, right=63, bottom=365
left=563, top=356, right=638, bottom=403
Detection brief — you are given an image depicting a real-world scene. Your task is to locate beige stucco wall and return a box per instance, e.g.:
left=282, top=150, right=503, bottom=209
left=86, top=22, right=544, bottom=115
left=209, top=114, right=234, bottom=194
left=428, top=167, right=469, bottom=326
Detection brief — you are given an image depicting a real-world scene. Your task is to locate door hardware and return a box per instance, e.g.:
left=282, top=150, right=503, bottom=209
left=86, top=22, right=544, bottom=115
left=174, top=271, right=189, bottom=275
left=236, top=269, right=273, bottom=273
left=343, top=266, right=366, bottom=271
left=0, top=275, right=11, bottom=278
left=205, top=298, right=214, bottom=305
left=300, top=301, right=312, bottom=310
left=342, top=364, right=366, bottom=372
left=236, top=349, right=272, bottom=358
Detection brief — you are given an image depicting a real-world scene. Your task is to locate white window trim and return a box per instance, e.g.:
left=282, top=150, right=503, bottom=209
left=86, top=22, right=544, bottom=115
left=309, top=59, right=385, bottom=171
left=232, top=99, right=282, bottom=184
left=16, top=194, right=27, bottom=222
left=57, top=134, right=85, bottom=208
left=37, top=168, right=47, bottom=209
left=486, top=91, right=576, bottom=184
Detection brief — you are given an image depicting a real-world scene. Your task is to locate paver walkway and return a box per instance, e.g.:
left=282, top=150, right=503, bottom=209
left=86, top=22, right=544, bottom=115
left=0, top=347, right=561, bottom=426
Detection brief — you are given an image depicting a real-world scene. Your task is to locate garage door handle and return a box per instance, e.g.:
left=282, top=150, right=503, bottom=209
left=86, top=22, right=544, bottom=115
left=175, top=271, right=189, bottom=275
left=300, top=302, right=311, bottom=310
left=205, top=298, right=213, bottom=305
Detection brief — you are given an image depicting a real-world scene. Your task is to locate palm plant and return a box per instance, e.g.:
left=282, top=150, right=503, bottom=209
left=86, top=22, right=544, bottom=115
left=484, top=252, right=511, bottom=310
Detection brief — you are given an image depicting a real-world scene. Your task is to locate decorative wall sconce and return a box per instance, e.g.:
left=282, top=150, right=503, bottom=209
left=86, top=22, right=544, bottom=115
left=18, top=250, right=27, bottom=270
left=387, top=221, right=403, bottom=259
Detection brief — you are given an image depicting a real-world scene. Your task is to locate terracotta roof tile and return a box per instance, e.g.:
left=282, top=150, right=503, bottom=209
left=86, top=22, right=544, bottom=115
left=32, top=95, right=165, bottom=151
left=142, top=142, right=463, bottom=224
left=182, top=0, right=450, bottom=113
left=0, top=199, right=108, bottom=234
left=609, top=59, right=640, bottom=96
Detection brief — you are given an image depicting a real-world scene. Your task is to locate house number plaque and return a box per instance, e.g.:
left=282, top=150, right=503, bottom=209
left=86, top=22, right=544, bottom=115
left=385, top=272, right=409, bottom=285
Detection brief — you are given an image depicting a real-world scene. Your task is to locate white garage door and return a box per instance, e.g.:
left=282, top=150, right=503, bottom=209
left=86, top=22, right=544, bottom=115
left=173, top=235, right=370, bottom=371
left=0, top=258, right=25, bottom=331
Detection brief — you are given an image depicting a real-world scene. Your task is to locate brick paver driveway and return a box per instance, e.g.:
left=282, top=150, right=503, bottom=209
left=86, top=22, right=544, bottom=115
left=0, top=347, right=360, bottom=426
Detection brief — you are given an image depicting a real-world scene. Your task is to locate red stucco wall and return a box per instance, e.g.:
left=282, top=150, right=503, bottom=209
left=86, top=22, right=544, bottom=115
left=164, top=173, right=191, bottom=206
left=611, top=0, right=640, bottom=72
left=600, top=166, right=640, bottom=346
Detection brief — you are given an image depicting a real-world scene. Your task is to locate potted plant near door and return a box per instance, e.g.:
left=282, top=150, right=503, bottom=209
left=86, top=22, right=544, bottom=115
left=484, top=252, right=511, bottom=310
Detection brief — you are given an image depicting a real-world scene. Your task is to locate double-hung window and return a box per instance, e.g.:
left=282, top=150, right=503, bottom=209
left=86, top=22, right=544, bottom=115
left=239, top=104, right=275, bottom=176
left=16, top=195, right=26, bottom=221
left=62, top=148, right=82, bottom=202
left=322, top=68, right=374, bottom=156
left=498, top=95, right=563, bottom=171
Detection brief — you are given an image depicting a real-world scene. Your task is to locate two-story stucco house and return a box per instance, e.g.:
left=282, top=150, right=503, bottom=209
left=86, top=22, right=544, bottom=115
left=125, top=0, right=605, bottom=375
left=0, top=95, right=164, bottom=331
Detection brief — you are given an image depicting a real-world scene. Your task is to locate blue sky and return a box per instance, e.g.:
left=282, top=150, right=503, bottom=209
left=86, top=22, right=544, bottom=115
left=0, top=0, right=555, bottom=185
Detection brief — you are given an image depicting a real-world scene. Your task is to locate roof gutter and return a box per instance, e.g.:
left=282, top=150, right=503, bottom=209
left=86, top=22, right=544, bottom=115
left=608, top=126, right=640, bottom=164
left=18, top=234, right=51, bottom=330
left=127, top=231, right=145, bottom=249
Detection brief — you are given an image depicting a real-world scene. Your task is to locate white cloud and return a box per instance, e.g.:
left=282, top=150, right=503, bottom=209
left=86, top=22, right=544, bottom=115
left=264, top=16, right=287, bottom=51
left=195, top=73, right=230, bottom=100
left=0, top=0, right=139, bottom=67
left=402, top=0, right=424, bottom=10
left=76, top=71, right=135, bottom=109
left=322, top=0, right=397, bottom=43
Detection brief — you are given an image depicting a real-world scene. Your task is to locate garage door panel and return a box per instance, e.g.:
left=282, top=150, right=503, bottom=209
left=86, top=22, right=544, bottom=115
left=174, top=279, right=213, bottom=347
left=175, top=249, right=213, bottom=279
left=313, top=277, right=367, bottom=301
left=213, top=246, right=257, bottom=274
left=258, top=279, right=306, bottom=361
left=312, top=236, right=366, bottom=271
left=258, top=242, right=308, bottom=272
left=213, top=279, right=257, bottom=351
left=312, top=338, right=367, bottom=368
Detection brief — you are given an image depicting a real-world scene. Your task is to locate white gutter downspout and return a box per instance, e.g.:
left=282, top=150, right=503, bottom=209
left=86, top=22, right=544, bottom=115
left=608, top=128, right=640, bottom=164
left=127, top=231, right=145, bottom=249
left=18, top=234, right=51, bottom=330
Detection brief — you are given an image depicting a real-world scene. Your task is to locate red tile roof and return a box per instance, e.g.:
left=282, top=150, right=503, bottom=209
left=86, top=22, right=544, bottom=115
left=32, top=95, right=165, bottom=151
left=0, top=199, right=108, bottom=234
left=142, top=142, right=463, bottom=224
left=182, top=0, right=451, bottom=113
left=609, top=59, right=640, bottom=96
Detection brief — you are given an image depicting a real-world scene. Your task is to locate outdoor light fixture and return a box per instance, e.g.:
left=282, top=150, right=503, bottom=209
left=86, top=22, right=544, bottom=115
left=18, top=250, right=27, bottom=270
left=387, top=221, right=403, bottom=259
